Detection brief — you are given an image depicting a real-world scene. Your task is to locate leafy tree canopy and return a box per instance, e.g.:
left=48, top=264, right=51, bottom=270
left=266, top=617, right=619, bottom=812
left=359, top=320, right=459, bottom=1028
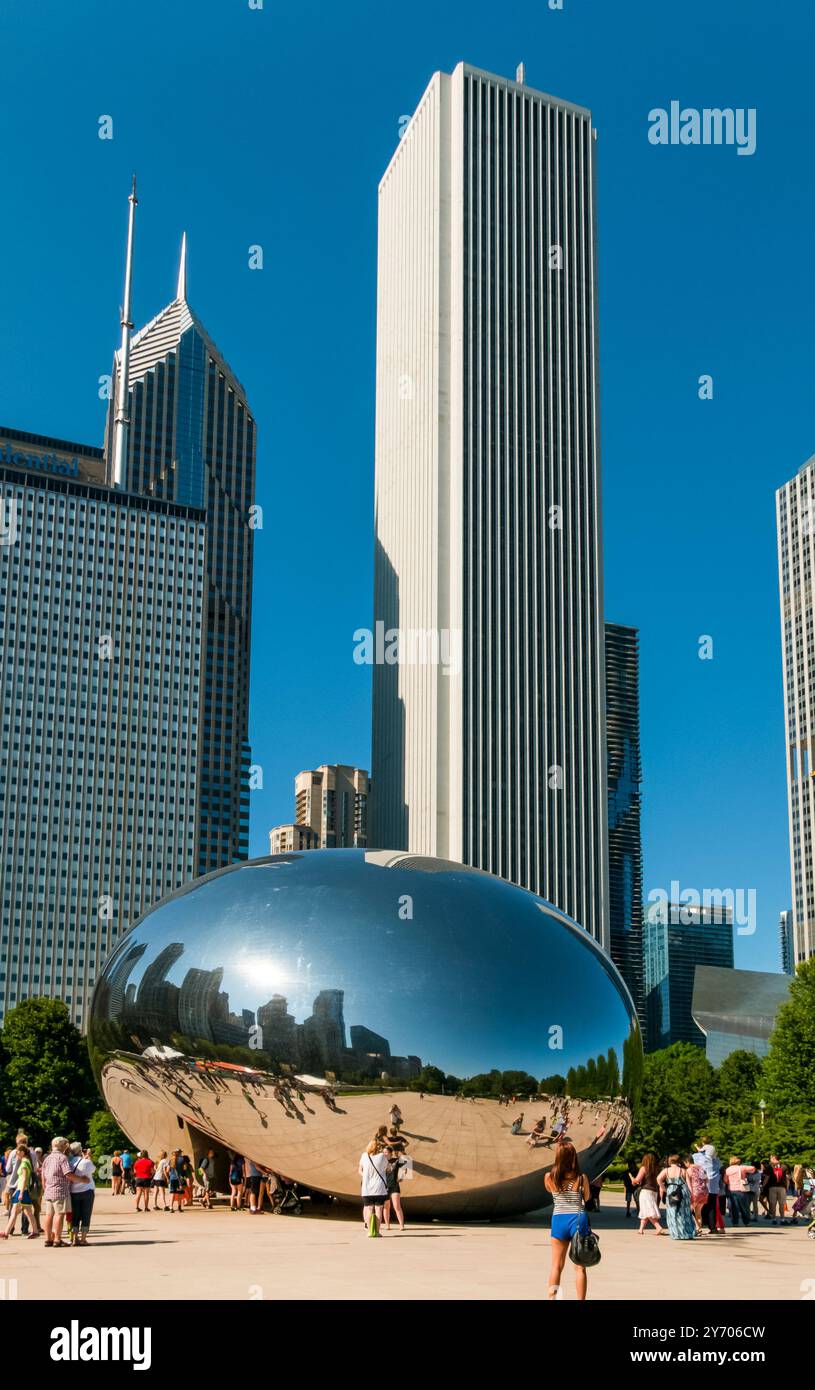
left=625, top=1043, right=716, bottom=1160
left=763, top=959, right=815, bottom=1114
left=0, top=998, right=99, bottom=1147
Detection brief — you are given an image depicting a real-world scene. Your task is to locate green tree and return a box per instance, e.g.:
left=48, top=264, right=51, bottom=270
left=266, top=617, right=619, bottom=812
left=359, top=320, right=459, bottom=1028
left=461, top=1069, right=502, bottom=1097
left=625, top=1043, right=717, bottom=1160
left=87, top=1109, right=130, bottom=1157
left=0, top=998, right=98, bottom=1147
left=763, top=959, right=815, bottom=1113
left=408, top=1065, right=446, bottom=1094
left=539, top=1074, right=567, bottom=1095
left=712, top=1049, right=762, bottom=1125
left=500, top=1070, right=539, bottom=1096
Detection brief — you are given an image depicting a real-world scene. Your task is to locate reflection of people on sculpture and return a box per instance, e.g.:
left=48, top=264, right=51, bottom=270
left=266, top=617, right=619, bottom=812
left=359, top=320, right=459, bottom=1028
left=510, top=1113, right=524, bottom=1135
left=384, top=1126, right=407, bottom=1155
left=526, top=1119, right=547, bottom=1148
left=359, top=1139, right=389, bottom=1237
left=550, top=1113, right=567, bottom=1142
left=545, top=1141, right=593, bottom=1302
left=389, top=1103, right=403, bottom=1131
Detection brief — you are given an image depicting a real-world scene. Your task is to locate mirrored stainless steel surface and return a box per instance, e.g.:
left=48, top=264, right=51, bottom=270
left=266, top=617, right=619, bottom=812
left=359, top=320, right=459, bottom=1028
left=89, top=850, right=642, bottom=1217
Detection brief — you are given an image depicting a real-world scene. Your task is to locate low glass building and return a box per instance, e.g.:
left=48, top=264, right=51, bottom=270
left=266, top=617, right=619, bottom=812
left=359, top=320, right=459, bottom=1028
left=691, top=965, right=791, bottom=1066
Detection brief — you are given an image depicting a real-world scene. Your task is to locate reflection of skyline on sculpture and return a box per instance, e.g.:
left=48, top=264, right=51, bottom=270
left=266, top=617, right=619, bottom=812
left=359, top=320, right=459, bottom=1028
left=93, top=929, right=636, bottom=1088
left=91, top=849, right=643, bottom=1092
left=95, top=940, right=422, bottom=1080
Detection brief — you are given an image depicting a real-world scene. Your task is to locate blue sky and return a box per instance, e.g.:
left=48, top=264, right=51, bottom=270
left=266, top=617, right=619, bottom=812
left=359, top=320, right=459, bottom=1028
left=0, top=0, right=807, bottom=972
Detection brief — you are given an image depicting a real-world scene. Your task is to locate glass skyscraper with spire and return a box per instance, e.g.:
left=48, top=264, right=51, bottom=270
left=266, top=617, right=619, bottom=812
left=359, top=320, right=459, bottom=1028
left=105, top=247, right=256, bottom=873
left=0, top=201, right=255, bottom=1028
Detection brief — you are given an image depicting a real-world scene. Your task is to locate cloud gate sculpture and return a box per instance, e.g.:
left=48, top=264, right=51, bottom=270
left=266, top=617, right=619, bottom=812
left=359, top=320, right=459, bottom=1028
left=88, top=850, right=642, bottom=1218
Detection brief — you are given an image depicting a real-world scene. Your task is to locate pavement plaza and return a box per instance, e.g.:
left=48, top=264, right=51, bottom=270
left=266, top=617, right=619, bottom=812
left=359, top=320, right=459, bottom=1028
left=2, top=1190, right=811, bottom=1301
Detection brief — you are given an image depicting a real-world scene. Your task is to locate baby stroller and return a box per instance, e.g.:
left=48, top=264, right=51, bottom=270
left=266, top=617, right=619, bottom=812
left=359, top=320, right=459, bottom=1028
left=271, top=1176, right=303, bottom=1215
left=791, top=1185, right=815, bottom=1235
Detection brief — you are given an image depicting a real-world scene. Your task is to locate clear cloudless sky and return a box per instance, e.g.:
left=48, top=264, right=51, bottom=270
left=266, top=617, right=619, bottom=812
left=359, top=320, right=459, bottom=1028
left=0, top=0, right=809, bottom=972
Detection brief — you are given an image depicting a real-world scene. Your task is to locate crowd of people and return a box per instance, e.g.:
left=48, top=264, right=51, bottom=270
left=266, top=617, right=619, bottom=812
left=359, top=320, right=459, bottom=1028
left=0, top=1132, right=96, bottom=1246
left=358, top=1103, right=410, bottom=1235
left=622, top=1142, right=815, bottom=1240
left=4, top=1109, right=812, bottom=1298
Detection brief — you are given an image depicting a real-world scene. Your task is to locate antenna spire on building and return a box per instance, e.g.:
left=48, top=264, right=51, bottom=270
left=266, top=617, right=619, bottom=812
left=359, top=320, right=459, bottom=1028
left=112, top=174, right=138, bottom=488
left=176, top=231, right=187, bottom=301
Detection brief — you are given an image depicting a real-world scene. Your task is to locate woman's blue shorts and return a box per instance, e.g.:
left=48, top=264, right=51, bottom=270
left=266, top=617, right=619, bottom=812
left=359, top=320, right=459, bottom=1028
left=551, top=1211, right=589, bottom=1242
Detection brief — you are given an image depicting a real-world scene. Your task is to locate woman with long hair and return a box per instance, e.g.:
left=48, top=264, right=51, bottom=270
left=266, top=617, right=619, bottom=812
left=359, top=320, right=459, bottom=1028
left=543, top=1141, right=592, bottom=1300
left=684, top=1151, right=709, bottom=1232
left=359, top=1138, right=389, bottom=1237
left=657, top=1155, right=697, bottom=1240
left=633, top=1153, right=665, bottom=1234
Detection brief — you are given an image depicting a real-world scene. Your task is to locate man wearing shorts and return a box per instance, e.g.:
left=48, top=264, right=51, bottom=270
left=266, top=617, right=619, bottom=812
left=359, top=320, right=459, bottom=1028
left=40, top=1137, right=80, bottom=1247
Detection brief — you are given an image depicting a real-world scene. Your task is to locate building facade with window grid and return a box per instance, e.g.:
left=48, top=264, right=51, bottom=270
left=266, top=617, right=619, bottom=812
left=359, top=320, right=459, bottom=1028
left=644, top=903, right=734, bottom=1050
left=293, top=765, right=370, bottom=848
left=371, top=63, right=609, bottom=945
left=0, top=462, right=205, bottom=1027
left=605, top=623, right=645, bottom=1034
left=105, top=289, right=255, bottom=874
left=777, top=457, right=815, bottom=966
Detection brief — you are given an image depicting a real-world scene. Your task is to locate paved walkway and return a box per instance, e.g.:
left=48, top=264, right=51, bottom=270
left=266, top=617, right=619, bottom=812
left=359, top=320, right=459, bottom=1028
left=2, top=1191, right=811, bottom=1301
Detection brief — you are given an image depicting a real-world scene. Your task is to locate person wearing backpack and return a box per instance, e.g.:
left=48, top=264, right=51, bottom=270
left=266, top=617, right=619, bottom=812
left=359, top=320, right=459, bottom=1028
left=544, top=1141, right=594, bottom=1300
left=657, top=1156, right=697, bottom=1239
left=167, top=1150, right=185, bottom=1212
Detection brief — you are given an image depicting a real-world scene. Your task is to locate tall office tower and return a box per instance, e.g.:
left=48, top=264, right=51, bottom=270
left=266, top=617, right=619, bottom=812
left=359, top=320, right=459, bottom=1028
left=779, top=909, right=794, bottom=975
left=0, top=453, right=204, bottom=1027
left=643, top=903, right=734, bottom=1050
left=293, top=765, right=370, bottom=848
left=605, top=624, right=644, bottom=1027
left=777, top=458, right=815, bottom=966
left=105, top=240, right=256, bottom=875
left=371, top=63, right=608, bottom=944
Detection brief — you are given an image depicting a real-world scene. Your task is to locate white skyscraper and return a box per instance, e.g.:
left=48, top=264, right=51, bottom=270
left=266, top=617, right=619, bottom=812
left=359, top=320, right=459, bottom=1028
left=371, top=63, right=609, bottom=945
left=777, top=456, right=815, bottom=965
